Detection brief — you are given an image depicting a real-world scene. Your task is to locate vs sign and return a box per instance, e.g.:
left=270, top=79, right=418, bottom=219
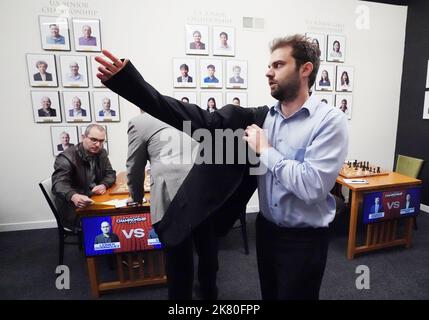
left=122, top=228, right=145, bottom=239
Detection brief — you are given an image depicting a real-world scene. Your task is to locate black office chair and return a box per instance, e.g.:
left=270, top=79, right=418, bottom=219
left=39, top=177, right=82, bottom=265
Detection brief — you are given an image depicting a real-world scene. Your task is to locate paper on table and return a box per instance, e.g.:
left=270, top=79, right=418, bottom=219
left=91, top=199, right=128, bottom=208
left=343, top=178, right=369, bottom=184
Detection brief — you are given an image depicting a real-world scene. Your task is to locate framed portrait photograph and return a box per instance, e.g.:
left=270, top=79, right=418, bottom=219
left=51, top=126, right=78, bottom=156
left=226, top=92, right=248, bottom=107
left=336, top=66, right=354, bottom=92
left=72, top=18, right=102, bottom=52
left=306, top=32, right=326, bottom=61
left=185, top=24, right=209, bottom=55
left=226, top=60, right=248, bottom=89
left=80, top=125, right=109, bottom=154
left=423, top=91, right=429, bottom=120
left=39, top=16, right=71, bottom=51
left=200, top=59, right=223, bottom=88
left=312, top=93, right=334, bottom=106
left=63, top=91, right=91, bottom=122
left=335, top=94, right=353, bottom=120
left=315, top=64, right=335, bottom=92
left=31, top=91, right=62, bottom=123
left=212, top=26, right=235, bottom=56
left=26, top=54, right=58, bottom=87
left=59, top=55, right=89, bottom=87
left=426, top=61, right=429, bottom=88
left=173, top=58, right=197, bottom=88
left=90, top=56, right=105, bottom=87
left=174, top=91, right=198, bottom=104
left=327, top=35, right=346, bottom=63
left=200, top=91, right=223, bottom=113
left=93, top=91, right=120, bottom=122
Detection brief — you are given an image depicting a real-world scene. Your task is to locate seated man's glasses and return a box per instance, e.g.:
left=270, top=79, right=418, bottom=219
left=87, top=136, right=105, bottom=144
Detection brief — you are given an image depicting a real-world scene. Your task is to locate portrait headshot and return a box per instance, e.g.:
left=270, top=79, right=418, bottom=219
left=306, top=32, right=326, bottom=61
left=200, top=59, right=223, bottom=88
left=312, top=94, right=334, bottom=106
left=327, top=35, right=346, bottom=62
left=94, top=221, right=120, bottom=244
left=370, top=196, right=384, bottom=214
left=73, top=18, right=102, bottom=52
left=31, top=91, right=62, bottom=123
left=173, top=58, right=196, bottom=88
left=212, top=26, right=235, bottom=56
left=315, top=64, right=335, bottom=91
left=174, top=91, right=198, bottom=104
left=90, top=56, right=105, bottom=87
left=50, top=126, right=78, bottom=156
left=94, top=91, right=120, bottom=122
left=336, top=66, right=354, bottom=92
left=185, top=24, right=209, bottom=55
left=63, top=91, right=91, bottom=122
left=60, top=55, right=89, bottom=87
left=80, top=125, right=109, bottom=154
left=200, top=91, right=223, bottom=112
left=39, top=16, right=70, bottom=51
left=226, top=92, right=248, bottom=107
left=26, top=54, right=58, bottom=87
left=226, top=60, right=248, bottom=89
left=335, top=94, right=353, bottom=120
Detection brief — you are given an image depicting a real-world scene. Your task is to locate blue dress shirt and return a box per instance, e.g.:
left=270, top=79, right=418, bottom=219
left=258, top=95, right=348, bottom=228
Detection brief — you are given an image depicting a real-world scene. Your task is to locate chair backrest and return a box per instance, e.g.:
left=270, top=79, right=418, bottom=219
left=395, top=155, right=424, bottom=178
left=39, top=177, right=63, bottom=228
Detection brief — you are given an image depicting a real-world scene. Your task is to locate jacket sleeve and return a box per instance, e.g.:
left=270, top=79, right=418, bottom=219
left=126, top=120, right=148, bottom=203
left=103, top=61, right=215, bottom=133
left=100, top=155, right=116, bottom=188
left=52, top=154, right=79, bottom=202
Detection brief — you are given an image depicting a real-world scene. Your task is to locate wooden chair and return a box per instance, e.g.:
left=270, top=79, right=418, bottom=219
left=394, top=155, right=424, bottom=230
left=39, top=177, right=82, bottom=265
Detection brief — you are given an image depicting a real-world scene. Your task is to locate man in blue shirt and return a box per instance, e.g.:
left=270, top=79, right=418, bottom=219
left=203, top=64, right=219, bottom=83
left=95, top=34, right=348, bottom=300
left=46, top=24, right=65, bottom=45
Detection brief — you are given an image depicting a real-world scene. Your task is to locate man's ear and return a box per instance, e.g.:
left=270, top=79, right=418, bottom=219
left=301, top=62, right=314, bottom=79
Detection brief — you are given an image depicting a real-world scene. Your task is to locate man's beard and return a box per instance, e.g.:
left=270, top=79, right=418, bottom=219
left=270, top=72, right=300, bottom=102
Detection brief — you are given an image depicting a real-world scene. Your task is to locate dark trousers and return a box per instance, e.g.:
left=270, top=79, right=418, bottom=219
left=255, top=213, right=330, bottom=300
left=158, top=217, right=218, bottom=300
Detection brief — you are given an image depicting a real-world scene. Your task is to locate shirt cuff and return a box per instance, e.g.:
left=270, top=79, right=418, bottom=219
left=259, top=147, right=283, bottom=172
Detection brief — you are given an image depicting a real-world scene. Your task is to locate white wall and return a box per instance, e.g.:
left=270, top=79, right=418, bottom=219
left=0, top=0, right=407, bottom=231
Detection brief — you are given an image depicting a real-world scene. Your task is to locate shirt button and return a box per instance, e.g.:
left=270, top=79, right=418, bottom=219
left=278, top=138, right=283, bottom=142
left=274, top=203, right=278, bottom=207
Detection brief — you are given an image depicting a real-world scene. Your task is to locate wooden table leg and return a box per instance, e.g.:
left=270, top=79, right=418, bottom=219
left=347, top=191, right=362, bottom=259
left=86, top=257, right=100, bottom=298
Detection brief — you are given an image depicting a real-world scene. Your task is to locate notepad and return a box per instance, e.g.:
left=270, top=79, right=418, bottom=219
left=343, top=178, right=369, bottom=184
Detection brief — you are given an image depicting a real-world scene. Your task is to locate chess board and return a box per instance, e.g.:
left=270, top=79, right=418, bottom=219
left=339, top=161, right=389, bottom=178
left=109, top=172, right=151, bottom=195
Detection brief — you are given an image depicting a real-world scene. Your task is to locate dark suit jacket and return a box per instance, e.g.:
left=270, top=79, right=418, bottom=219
left=34, top=72, right=53, bottom=81
left=104, top=61, right=269, bottom=247
left=69, top=108, right=87, bottom=117
left=190, top=42, right=205, bottom=49
left=38, top=108, right=56, bottom=117
left=229, top=76, right=244, bottom=84
left=177, top=76, right=193, bottom=82
left=98, top=109, right=116, bottom=116
left=94, top=233, right=120, bottom=244
left=57, top=143, right=74, bottom=151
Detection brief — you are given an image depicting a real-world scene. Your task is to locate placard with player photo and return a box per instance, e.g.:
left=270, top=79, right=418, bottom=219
left=72, top=18, right=102, bottom=52
left=39, top=16, right=71, bottom=51
left=327, top=35, right=346, bottom=63
left=315, top=64, right=335, bottom=91
left=226, top=60, right=248, bottom=89
left=173, top=58, right=197, bottom=88
left=174, top=91, right=198, bottom=104
left=51, top=126, right=78, bottom=156
left=226, top=92, right=248, bottom=107
left=335, top=94, right=352, bottom=120
left=185, top=24, right=209, bottom=55
left=80, top=125, right=109, bottom=154
left=306, top=32, right=326, bottom=61
left=212, top=26, right=235, bottom=56
left=200, top=91, right=223, bottom=112
left=60, top=55, right=89, bottom=87
left=200, top=59, right=223, bottom=88
left=93, top=91, right=120, bottom=122
left=26, top=54, right=58, bottom=87
left=31, top=91, right=62, bottom=123
left=336, top=65, right=354, bottom=92
left=63, top=91, right=91, bottom=122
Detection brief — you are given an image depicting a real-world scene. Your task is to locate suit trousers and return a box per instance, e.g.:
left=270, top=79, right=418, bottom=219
left=157, top=216, right=218, bottom=300
left=255, top=213, right=330, bottom=300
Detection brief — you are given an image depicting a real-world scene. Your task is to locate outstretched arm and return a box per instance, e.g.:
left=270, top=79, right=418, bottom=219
left=95, top=50, right=213, bottom=134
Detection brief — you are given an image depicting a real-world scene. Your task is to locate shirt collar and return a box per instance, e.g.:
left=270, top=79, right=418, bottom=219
left=270, top=95, right=319, bottom=118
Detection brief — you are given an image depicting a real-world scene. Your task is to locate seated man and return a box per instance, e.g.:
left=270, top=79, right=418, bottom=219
left=127, top=113, right=218, bottom=300
left=52, top=124, right=116, bottom=231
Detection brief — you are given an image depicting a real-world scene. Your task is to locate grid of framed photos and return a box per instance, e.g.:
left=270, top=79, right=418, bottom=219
left=29, top=15, right=118, bottom=156
left=174, top=24, right=248, bottom=110
left=307, top=33, right=354, bottom=119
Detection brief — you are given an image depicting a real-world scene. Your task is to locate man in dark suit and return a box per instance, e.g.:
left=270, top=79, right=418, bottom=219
left=37, top=96, right=57, bottom=117
left=33, top=60, right=53, bottom=81
left=229, top=65, right=244, bottom=84
left=96, top=34, right=348, bottom=300
left=68, top=97, right=87, bottom=117
left=98, top=97, right=116, bottom=117
left=57, top=132, right=74, bottom=152
left=370, top=196, right=383, bottom=213
left=177, top=64, right=193, bottom=83
left=94, top=221, right=120, bottom=244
